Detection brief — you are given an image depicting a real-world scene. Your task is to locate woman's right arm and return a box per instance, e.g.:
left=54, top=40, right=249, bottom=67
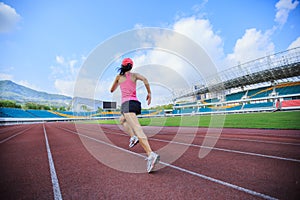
left=110, top=75, right=120, bottom=93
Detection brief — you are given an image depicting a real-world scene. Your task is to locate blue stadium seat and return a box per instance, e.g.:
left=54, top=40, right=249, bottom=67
left=247, top=87, right=273, bottom=99
left=226, top=91, right=245, bottom=101
left=276, top=85, right=300, bottom=95
left=243, top=102, right=273, bottom=109
left=226, top=105, right=243, bottom=111
left=0, top=108, right=35, bottom=118
left=26, top=109, right=63, bottom=118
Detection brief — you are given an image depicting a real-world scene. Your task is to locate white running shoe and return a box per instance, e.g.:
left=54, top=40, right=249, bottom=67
left=129, top=135, right=139, bottom=148
left=146, top=152, right=160, bottom=173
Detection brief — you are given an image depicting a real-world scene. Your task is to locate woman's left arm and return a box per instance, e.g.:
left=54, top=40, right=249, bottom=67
left=135, top=73, right=151, bottom=105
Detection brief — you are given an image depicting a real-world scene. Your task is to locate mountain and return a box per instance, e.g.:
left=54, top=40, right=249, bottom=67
left=0, top=80, right=72, bottom=107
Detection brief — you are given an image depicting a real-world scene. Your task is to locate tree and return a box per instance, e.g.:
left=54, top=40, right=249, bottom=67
left=59, top=106, right=66, bottom=111
left=0, top=100, right=21, bottom=108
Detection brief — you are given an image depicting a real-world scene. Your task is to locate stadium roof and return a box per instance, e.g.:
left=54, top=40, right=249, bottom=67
left=174, top=47, right=300, bottom=100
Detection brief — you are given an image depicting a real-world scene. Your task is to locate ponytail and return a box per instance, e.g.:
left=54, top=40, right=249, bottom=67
left=118, top=63, right=132, bottom=75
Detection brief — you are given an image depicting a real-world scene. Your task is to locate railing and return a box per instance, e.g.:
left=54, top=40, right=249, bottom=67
left=210, top=47, right=300, bottom=85
left=174, top=47, right=300, bottom=100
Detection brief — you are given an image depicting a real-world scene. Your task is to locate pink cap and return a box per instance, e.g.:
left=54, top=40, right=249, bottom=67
left=122, top=58, right=133, bottom=66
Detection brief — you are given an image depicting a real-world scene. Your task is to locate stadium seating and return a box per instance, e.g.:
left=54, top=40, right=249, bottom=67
left=276, top=84, right=300, bottom=95
left=0, top=108, right=65, bottom=118
left=198, top=107, right=212, bottom=112
left=277, top=99, right=300, bottom=109
left=243, top=102, right=274, bottom=109
left=1, top=82, right=299, bottom=119
left=173, top=82, right=300, bottom=115
left=175, top=102, right=198, bottom=107
left=225, top=91, right=245, bottom=101
left=0, top=108, right=12, bottom=117
left=247, top=86, right=273, bottom=99
left=26, top=109, right=63, bottom=118
left=0, top=108, right=36, bottom=118
left=204, top=98, right=220, bottom=103
left=225, top=105, right=243, bottom=111
left=62, top=111, right=97, bottom=116
left=181, top=108, right=197, bottom=114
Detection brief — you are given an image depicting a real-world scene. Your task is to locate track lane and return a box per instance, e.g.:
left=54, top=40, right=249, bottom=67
left=51, top=123, right=280, bottom=199
left=71, top=123, right=300, bottom=199
left=1, top=122, right=299, bottom=199
left=73, top=124, right=300, bottom=163
left=146, top=126, right=300, bottom=199
left=43, top=123, right=62, bottom=200
left=0, top=124, right=34, bottom=142
left=45, top=123, right=266, bottom=199
left=0, top=124, right=23, bottom=134
left=0, top=123, right=54, bottom=200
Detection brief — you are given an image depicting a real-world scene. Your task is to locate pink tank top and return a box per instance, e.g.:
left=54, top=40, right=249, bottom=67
left=119, top=73, right=138, bottom=103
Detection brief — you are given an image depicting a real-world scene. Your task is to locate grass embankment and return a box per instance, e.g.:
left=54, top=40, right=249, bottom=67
left=94, top=111, right=300, bottom=129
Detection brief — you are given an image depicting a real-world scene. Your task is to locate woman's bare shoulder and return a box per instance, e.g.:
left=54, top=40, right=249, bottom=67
left=115, top=74, right=123, bottom=79
left=128, top=72, right=137, bottom=78
left=133, top=72, right=147, bottom=81
left=132, top=72, right=144, bottom=77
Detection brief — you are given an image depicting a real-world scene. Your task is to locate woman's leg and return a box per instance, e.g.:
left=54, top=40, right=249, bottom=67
left=123, top=112, right=152, bottom=156
left=120, top=115, right=135, bottom=137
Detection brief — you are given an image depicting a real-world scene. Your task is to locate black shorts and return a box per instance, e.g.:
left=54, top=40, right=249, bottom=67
left=121, top=100, right=141, bottom=115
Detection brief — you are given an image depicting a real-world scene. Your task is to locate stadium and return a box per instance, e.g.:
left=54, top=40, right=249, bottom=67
left=172, top=46, right=300, bottom=115
left=1, top=47, right=300, bottom=122
left=1, top=47, right=300, bottom=200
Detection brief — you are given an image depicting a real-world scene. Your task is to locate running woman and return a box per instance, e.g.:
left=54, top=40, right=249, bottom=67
left=110, top=58, right=160, bottom=173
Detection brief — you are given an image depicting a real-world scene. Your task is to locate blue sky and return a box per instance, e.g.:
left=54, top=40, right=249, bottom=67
left=0, top=0, right=299, bottom=107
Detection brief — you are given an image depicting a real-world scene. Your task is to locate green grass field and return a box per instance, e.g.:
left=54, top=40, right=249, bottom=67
left=95, top=111, right=300, bottom=129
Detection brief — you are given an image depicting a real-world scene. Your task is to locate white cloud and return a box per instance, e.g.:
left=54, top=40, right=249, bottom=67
left=69, top=59, right=78, bottom=75
left=223, top=0, right=299, bottom=69
left=74, top=77, right=102, bottom=99
left=51, top=55, right=82, bottom=97
left=55, top=1, right=298, bottom=105
left=56, top=55, right=65, bottom=65
left=132, top=17, right=224, bottom=85
left=129, top=16, right=249, bottom=104
left=0, top=2, right=21, bottom=33
left=114, top=17, right=225, bottom=105
left=0, top=73, right=13, bottom=80
left=97, top=78, right=118, bottom=101
left=54, top=79, right=74, bottom=96
left=225, top=28, right=275, bottom=66
left=126, top=14, right=279, bottom=105
left=172, top=17, right=225, bottom=68
left=275, top=0, right=299, bottom=27
left=287, top=36, right=300, bottom=49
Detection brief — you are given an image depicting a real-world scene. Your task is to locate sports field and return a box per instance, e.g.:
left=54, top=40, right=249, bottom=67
left=96, top=110, right=300, bottom=129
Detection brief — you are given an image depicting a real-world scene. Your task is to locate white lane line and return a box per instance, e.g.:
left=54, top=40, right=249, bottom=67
left=57, top=126, right=278, bottom=200
left=74, top=126, right=300, bottom=163
left=43, top=124, right=63, bottom=200
left=184, top=134, right=300, bottom=146
left=0, top=127, right=32, bottom=144
left=150, top=138, right=300, bottom=163
left=160, top=161, right=278, bottom=200
left=90, top=125, right=300, bottom=146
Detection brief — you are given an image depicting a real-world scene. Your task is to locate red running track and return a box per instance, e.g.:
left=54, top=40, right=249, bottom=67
left=0, top=122, right=300, bottom=200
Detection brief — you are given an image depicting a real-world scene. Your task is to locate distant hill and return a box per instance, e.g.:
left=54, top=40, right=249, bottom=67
left=0, top=80, right=72, bottom=107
